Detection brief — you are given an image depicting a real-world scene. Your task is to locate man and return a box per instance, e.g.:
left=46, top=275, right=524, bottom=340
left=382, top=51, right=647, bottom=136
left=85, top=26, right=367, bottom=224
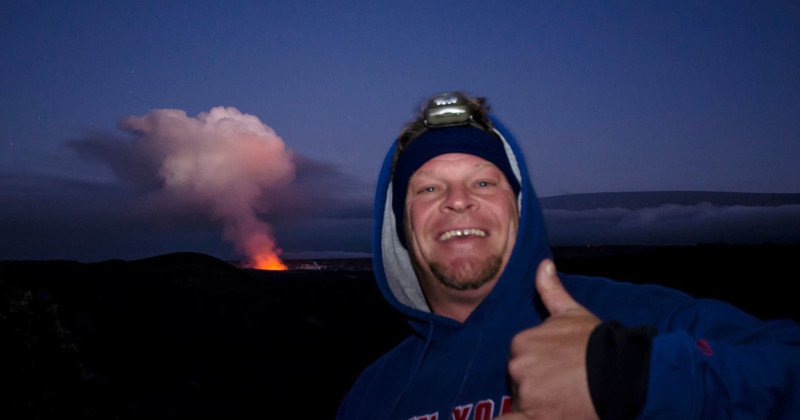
left=338, top=92, right=800, bottom=419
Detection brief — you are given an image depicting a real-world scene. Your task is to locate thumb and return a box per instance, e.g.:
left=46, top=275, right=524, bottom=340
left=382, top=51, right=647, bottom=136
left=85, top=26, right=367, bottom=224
left=536, top=259, right=581, bottom=316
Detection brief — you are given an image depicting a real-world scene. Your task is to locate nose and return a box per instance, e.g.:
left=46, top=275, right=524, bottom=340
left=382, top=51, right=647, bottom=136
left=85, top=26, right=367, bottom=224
left=441, top=184, right=477, bottom=213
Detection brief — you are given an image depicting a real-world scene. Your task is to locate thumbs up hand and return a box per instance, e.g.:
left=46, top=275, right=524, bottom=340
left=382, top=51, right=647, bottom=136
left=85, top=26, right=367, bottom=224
left=496, top=259, right=601, bottom=420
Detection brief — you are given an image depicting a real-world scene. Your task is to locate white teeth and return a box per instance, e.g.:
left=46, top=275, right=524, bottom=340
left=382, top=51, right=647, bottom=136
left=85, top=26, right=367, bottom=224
left=439, top=229, right=487, bottom=241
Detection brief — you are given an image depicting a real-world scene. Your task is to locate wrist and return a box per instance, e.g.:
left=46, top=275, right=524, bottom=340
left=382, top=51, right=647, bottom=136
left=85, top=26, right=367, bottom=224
left=586, top=320, right=657, bottom=420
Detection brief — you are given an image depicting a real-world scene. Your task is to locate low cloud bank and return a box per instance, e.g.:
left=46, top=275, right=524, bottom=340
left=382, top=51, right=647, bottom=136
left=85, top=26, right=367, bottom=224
left=545, top=203, right=800, bottom=245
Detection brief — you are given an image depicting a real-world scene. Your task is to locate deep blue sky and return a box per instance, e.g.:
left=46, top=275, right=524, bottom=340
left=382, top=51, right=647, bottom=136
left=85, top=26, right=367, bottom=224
left=2, top=1, right=799, bottom=261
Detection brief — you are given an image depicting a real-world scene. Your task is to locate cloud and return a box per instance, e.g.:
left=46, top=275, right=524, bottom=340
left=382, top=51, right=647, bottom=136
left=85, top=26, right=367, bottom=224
left=268, top=155, right=373, bottom=220
left=60, top=107, right=372, bottom=263
left=0, top=172, right=225, bottom=261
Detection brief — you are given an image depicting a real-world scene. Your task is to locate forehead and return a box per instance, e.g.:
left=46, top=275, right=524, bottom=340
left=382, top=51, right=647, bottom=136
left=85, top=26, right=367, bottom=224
left=411, top=153, right=499, bottom=177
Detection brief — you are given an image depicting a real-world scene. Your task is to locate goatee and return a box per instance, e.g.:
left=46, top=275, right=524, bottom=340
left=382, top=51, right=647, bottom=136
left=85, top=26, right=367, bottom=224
left=430, top=255, right=502, bottom=291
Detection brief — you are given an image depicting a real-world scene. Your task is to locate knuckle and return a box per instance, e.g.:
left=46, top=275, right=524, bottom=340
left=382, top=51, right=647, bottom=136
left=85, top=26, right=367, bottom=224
left=510, top=328, right=533, bottom=348
left=507, top=357, right=523, bottom=379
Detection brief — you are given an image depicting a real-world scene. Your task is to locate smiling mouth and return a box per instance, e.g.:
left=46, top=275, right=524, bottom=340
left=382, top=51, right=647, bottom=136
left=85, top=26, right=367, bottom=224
left=438, top=228, right=487, bottom=241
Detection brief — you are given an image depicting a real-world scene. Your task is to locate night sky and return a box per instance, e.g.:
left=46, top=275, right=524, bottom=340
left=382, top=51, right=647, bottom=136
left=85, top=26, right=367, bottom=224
left=2, top=1, right=799, bottom=262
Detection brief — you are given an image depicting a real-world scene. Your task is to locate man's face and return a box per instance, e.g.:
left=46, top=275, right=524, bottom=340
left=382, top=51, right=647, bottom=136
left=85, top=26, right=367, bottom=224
left=404, top=153, right=518, bottom=299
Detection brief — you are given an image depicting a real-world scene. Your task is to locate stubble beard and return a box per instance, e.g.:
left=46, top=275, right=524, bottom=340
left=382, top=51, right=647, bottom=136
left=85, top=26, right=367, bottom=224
left=429, top=254, right=502, bottom=291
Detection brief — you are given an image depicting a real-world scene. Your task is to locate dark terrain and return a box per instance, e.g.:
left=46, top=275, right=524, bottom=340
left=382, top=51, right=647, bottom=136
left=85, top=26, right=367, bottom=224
left=2, top=244, right=798, bottom=419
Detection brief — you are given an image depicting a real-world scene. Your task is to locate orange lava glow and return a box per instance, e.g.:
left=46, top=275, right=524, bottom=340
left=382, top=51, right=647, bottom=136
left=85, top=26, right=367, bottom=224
left=252, top=252, right=288, bottom=271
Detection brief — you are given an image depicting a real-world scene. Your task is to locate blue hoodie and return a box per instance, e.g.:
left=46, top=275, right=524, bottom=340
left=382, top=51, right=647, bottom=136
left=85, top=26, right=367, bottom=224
left=338, top=120, right=800, bottom=419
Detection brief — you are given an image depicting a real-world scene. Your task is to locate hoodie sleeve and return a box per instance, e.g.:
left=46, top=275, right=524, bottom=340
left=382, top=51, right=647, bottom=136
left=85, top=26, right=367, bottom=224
left=639, top=299, right=800, bottom=419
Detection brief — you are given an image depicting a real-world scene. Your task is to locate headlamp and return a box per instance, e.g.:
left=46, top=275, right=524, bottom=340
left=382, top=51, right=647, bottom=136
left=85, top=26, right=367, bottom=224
left=423, top=93, right=473, bottom=128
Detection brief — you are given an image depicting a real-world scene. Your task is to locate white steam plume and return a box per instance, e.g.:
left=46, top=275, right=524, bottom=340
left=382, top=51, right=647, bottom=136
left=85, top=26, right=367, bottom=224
left=119, top=107, right=294, bottom=267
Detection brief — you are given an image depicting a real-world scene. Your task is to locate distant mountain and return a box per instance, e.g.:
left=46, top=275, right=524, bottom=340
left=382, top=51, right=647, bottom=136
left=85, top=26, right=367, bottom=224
left=540, top=191, right=800, bottom=210
left=539, top=191, right=800, bottom=245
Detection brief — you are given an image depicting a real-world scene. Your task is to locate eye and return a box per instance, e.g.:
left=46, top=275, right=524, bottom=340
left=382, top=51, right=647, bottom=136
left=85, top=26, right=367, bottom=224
left=476, top=180, right=495, bottom=188
left=417, top=185, right=437, bottom=194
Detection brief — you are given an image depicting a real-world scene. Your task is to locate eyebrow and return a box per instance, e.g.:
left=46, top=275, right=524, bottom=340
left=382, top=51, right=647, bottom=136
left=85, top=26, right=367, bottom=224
left=411, top=162, right=498, bottom=179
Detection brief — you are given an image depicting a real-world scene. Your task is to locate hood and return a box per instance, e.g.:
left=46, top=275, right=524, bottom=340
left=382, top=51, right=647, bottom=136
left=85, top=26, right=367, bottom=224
left=372, top=117, right=552, bottom=334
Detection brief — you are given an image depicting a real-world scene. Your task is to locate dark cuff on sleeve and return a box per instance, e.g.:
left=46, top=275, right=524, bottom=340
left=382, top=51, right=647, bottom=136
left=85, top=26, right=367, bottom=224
left=586, top=320, right=657, bottom=420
